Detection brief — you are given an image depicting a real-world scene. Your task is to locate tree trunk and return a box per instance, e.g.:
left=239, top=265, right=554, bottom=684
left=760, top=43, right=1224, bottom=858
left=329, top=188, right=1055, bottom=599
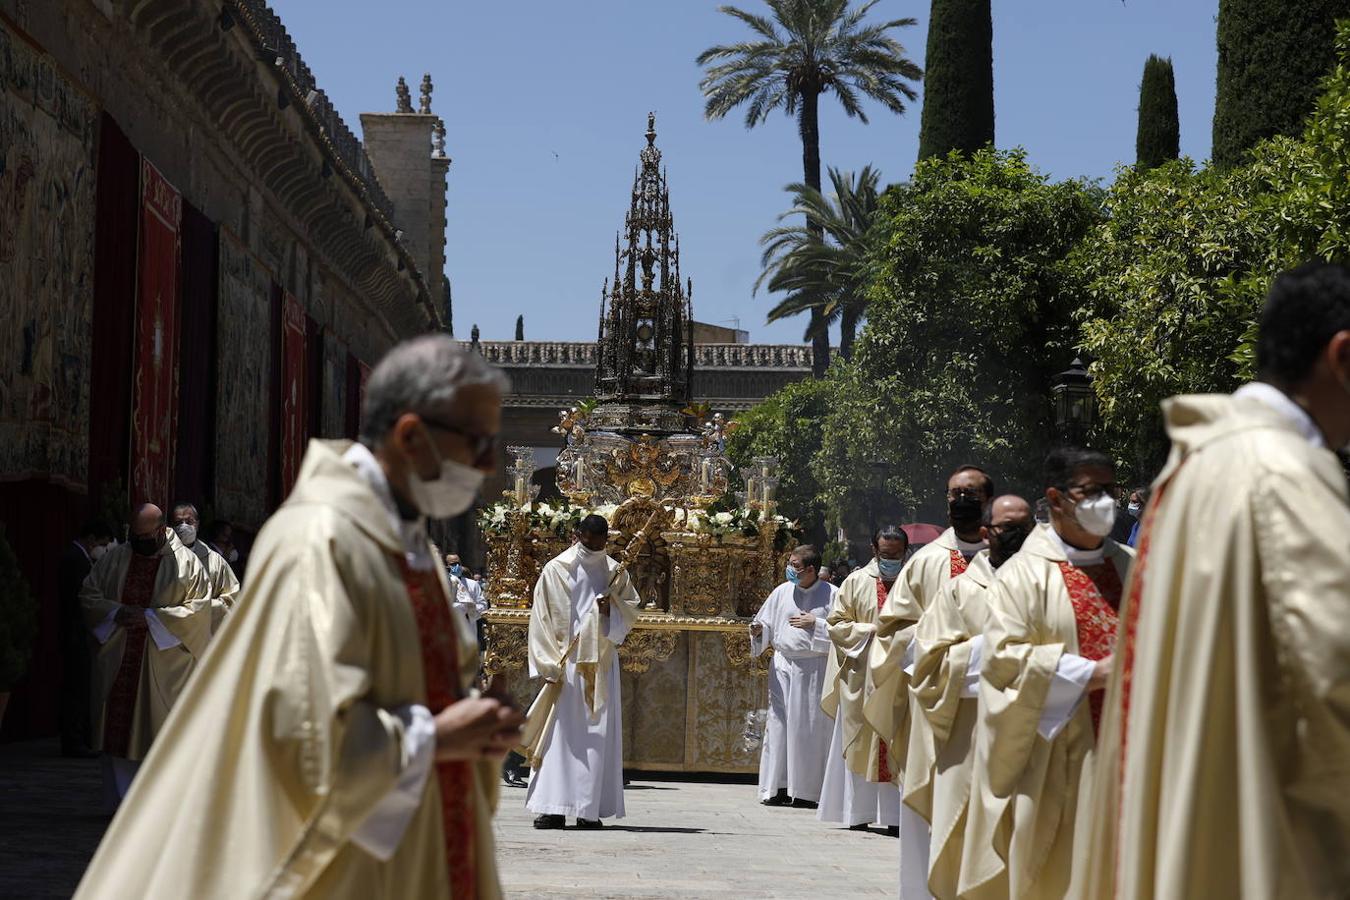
left=798, top=90, right=830, bottom=377
left=840, top=304, right=860, bottom=361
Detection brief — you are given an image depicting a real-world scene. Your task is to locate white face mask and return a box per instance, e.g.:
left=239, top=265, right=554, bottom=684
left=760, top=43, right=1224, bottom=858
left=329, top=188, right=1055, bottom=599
left=405, top=425, right=485, bottom=519
left=1126, top=502, right=1142, bottom=517
left=174, top=523, right=197, bottom=546
left=90, top=543, right=108, bottom=562
left=1074, top=493, right=1118, bottom=538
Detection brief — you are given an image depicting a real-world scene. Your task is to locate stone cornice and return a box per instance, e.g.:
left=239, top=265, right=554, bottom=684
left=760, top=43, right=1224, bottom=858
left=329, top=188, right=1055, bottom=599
left=468, top=341, right=816, bottom=371
left=124, top=0, right=444, bottom=335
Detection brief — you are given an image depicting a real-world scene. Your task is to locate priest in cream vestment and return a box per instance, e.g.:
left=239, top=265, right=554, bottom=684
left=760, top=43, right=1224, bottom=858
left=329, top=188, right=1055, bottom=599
left=901, top=496, right=1033, bottom=900
left=79, top=504, right=213, bottom=801
left=1084, top=263, right=1350, bottom=900
left=818, top=527, right=909, bottom=832
left=526, top=514, right=639, bottom=827
left=171, top=501, right=240, bottom=633
left=960, top=449, right=1132, bottom=900
left=76, top=335, right=522, bottom=899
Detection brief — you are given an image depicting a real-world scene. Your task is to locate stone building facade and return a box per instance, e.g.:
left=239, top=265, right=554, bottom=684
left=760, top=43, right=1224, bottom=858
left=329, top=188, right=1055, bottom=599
left=0, top=0, right=448, bottom=739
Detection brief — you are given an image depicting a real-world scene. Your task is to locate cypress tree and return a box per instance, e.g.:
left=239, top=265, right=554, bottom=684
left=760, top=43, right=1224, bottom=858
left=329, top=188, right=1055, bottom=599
left=514, top=315, right=524, bottom=341
left=917, top=0, right=994, bottom=161
left=1136, top=55, right=1180, bottom=169
left=1212, top=0, right=1350, bottom=168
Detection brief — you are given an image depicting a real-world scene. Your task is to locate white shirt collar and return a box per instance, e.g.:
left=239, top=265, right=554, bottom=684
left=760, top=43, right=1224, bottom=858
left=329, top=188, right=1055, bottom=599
left=342, top=442, right=435, bottom=571
left=954, top=535, right=987, bottom=559
left=1049, top=527, right=1105, bottom=567
left=1233, top=382, right=1326, bottom=448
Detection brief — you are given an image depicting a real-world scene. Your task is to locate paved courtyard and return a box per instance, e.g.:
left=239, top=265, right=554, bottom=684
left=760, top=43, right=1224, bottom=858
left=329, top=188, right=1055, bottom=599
left=0, top=739, right=895, bottom=898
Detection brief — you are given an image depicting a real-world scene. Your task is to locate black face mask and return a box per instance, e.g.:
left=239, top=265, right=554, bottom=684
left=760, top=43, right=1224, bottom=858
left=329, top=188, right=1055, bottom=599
left=130, top=533, right=163, bottom=557
left=948, top=495, right=984, bottom=528
left=989, top=524, right=1032, bottom=566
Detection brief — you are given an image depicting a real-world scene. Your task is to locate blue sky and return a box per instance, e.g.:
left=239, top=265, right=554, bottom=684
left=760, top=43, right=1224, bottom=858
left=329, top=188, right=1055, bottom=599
left=276, top=0, right=1219, bottom=345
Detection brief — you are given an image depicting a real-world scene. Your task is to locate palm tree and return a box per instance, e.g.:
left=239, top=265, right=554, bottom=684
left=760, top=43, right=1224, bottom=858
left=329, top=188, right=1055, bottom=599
left=755, top=166, right=883, bottom=361
left=698, top=0, right=921, bottom=376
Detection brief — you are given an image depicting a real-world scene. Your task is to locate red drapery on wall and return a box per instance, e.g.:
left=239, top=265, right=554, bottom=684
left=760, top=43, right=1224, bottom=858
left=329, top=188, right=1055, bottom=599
left=130, top=160, right=182, bottom=509
left=173, top=201, right=218, bottom=508
left=87, top=113, right=140, bottom=515
left=279, top=292, right=307, bottom=498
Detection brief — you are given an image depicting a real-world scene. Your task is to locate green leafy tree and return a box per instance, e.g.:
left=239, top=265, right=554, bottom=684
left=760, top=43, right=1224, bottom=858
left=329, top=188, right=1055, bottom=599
left=1136, top=55, right=1180, bottom=169
left=816, top=149, right=1103, bottom=536
left=1212, top=0, right=1350, bottom=168
left=917, top=0, right=994, bottom=161
left=697, top=0, right=922, bottom=376
left=755, top=166, right=884, bottom=360
left=725, top=377, right=835, bottom=544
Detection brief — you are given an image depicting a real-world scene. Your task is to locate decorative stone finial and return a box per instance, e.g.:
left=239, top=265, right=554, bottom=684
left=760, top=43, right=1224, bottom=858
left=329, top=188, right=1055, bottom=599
left=419, top=73, right=433, bottom=114
left=646, top=111, right=656, bottom=146
left=433, top=120, right=447, bottom=158
left=395, top=76, right=412, bottom=113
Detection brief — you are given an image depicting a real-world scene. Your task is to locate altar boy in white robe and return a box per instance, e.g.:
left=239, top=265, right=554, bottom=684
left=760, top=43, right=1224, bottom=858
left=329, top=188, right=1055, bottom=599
left=751, top=544, right=836, bottom=807
left=527, top=514, right=639, bottom=829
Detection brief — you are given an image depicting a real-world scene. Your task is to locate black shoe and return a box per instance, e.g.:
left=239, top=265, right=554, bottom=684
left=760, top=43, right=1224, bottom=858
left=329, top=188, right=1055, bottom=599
left=533, top=814, right=565, bottom=829
left=790, top=798, right=819, bottom=810
left=508, top=774, right=528, bottom=787
left=848, top=823, right=870, bottom=832
left=575, top=818, right=603, bottom=829
left=761, top=790, right=791, bottom=807
left=886, top=825, right=900, bottom=837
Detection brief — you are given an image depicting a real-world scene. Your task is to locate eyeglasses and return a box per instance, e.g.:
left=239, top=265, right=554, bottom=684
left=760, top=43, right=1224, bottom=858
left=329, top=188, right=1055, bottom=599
left=421, top=415, right=498, bottom=465
left=1064, top=481, right=1117, bottom=500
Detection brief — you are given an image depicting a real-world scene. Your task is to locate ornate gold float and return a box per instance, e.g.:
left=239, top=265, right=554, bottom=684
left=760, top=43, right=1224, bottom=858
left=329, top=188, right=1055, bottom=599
left=479, top=116, right=791, bottom=772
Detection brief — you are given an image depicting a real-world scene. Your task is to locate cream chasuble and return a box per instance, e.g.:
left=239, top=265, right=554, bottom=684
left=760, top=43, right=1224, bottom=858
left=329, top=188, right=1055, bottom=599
left=903, top=549, right=995, bottom=900
left=959, top=524, right=1132, bottom=900
left=75, top=440, right=503, bottom=900
left=827, top=559, right=902, bottom=782
left=79, top=529, right=213, bottom=761
left=1084, top=392, right=1350, bottom=900
left=187, top=539, right=241, bottom=633
left=865, top=528, right=968, bottom=784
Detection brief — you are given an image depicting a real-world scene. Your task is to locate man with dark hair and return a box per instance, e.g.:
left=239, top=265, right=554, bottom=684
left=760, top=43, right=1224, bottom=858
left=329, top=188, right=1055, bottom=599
left=77, top=335, right=523, bottom=900
left=867, top=466, right=995, bottom=801
left=1085, top=262, right=1350, bottom=899
left=170, top=501, right=239, bottom=632
left=79, top=504, right=213, bottom=805
left=750, top=544, right=836, bottom=808
left=903, top=496, right=1034, bottom=899
left=58, top=518, right=113, bottom=757
left=818, top=525, right=909, bottom=835
left=526, top=513, right=639, bottom=829
left=960, top=448, right=1133, bottom=899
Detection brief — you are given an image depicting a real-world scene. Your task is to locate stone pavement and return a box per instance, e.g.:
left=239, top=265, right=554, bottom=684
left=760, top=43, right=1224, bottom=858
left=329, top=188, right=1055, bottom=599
left=0, top=739, right=896, bottom=898
left=495, top=777, right=896, bottom=899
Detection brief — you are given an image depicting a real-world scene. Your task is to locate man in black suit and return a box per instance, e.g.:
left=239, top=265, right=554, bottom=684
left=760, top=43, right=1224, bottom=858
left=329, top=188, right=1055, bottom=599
left=59, top=518, right=114, bottom=757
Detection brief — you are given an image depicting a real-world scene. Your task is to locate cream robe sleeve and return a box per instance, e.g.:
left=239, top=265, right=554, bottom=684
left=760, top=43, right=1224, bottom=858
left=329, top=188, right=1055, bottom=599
left=826, top=580, right=876, bottom=656
left=151, top=540, right=215, bottom=660
left=865, top=561, right=930, bottom=771
left=1255, top=469, right=1350, bottom=870
left=527, top=560, right=571, bottom=683
left=977, top=563, right=1066, bottom=797
left=911, top=578, right=985, bottom=749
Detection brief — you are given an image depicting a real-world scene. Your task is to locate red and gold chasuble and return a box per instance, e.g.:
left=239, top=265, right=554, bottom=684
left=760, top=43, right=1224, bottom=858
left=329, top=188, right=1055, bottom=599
left=875, top=577, right=895, bottom=783
left=401, top=562, right=477, bottom=900
left=1056, top=560, right=1123, bottom=734
left=949, top=550, right=969, bottom=579
left=103, top=553, right=159, bottom=757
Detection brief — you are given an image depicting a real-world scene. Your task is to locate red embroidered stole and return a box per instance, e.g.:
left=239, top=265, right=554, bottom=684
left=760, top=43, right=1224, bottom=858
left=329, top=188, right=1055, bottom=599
left=874, top=577, right=894, bottom=783
left=400, top=562, right=477, bottom=900
left=1056, top=560, right=1122, bottom=734
left=103, top=552, right=159, bottom=757
left=949, top=549, right=969, bottom=579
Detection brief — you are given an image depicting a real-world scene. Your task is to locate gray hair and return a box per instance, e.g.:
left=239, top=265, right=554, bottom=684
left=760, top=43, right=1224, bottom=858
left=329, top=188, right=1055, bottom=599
left=359, top=334, right=510, bottom=445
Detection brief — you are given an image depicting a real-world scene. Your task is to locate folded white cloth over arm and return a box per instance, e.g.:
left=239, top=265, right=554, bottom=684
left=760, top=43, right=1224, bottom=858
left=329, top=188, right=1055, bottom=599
left=91, top=608, right=119, bottom=645
left=143, top=609, right=182, bottom=651
left=1037, top=652, right=1095, bottom=740
left=350, top=704, right=437, bottom=860
left=962, top=634, right=986, bottom=699
left=844, top=632, right=873, bottom=660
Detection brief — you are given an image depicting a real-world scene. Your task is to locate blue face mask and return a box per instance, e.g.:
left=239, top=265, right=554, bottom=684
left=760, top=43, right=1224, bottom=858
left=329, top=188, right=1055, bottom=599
left=877, top=557, right=903, bottom=579
left=450, top=563, right=463, bottom=577
left=785, top=565, right=800, bottom=585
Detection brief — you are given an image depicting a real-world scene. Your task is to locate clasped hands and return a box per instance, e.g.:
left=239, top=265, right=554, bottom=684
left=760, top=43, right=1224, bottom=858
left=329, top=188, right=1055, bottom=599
left=433, top=678, right=526, bottom=762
